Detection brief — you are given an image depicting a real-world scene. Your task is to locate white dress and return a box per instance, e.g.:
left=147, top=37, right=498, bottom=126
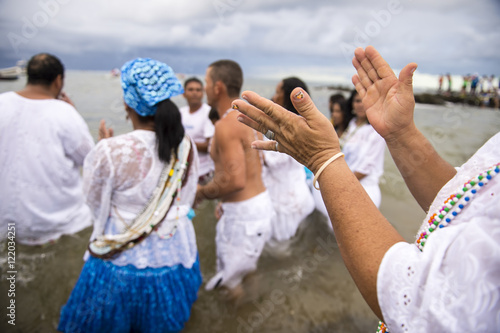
left=180, top=103, right=215, bottom=177
left=377, top=132, right=500, bottom=332
left=83, top=130, right=199, bottom=269
left=262, top=150, right=315, bottom=241
left=0, top=92, right=94, bottom=245
left=342, top=118, right=386, bottom=207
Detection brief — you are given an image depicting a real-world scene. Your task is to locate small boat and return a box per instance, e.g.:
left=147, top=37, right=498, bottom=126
left=0, top=66, right=22, bottom=80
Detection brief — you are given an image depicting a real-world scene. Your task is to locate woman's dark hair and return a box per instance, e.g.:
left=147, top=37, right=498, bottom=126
left=282, top=77, right=309, bottom=114
left=137, top=99, right=184, bottom=163
left=346, top=89, right=370, bottom=124
left=346, top=89, right=358, bottom=115
left=208, top=107, right=219, bottom=123
left=332, top=100, right=352, bottom=131
left=329, top=93, right=346, bottom=108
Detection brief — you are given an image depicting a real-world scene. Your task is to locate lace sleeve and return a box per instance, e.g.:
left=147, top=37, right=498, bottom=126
left=82, top=140, right=113, bottom=229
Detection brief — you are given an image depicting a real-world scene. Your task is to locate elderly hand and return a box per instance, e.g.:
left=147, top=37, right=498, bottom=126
left=352, top=46, right=418, bottom=142
left=233, top=89, right=340, bottom=174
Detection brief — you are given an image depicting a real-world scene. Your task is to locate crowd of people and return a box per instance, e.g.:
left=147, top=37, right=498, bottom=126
left=0, top=45, right=498, bottom=332
left=437, top=72, right=500, bottom=108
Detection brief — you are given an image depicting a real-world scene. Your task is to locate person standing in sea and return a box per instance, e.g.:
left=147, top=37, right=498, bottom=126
left=59, top=58, right=202, bottom=333
left=261, top=77, right=315, bottom=254
left=195, top=60, right=275, bottom=296
left=0, top=53, right=94, bottom=331
left=180, top=77, right=215, bottom=184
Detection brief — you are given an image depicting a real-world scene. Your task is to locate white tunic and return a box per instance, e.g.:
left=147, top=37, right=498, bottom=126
left=262, top=151, right=315, bottom=241
left=0, top=92, right=94, bottom=245
left=377, top=132, right=500, bottom=332
left=83, top=130, right=199, bottom=269
left=180, top=103, right=215, bottom=177
left=342, top=118, right=386, bottom=207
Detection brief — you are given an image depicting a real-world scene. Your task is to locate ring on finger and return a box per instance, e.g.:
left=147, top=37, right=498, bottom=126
left=265, top=130, right=275, bottom=141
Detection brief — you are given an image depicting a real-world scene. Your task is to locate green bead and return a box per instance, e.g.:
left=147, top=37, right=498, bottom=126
left=470, top=181, right=476, bottom=186
left=463, top=187, right=468, bottom=192
left=434, top=221, right=439, bottom=226
left=444, top=207, right=450, bottom=212
left=450, top=201, right=455, bottom=205
left=456, top=194, right=462, bottom=199
left=438, top=214, right=444, bottom=219
left=424, top=235, right=429, bottom=239
left=478, top=175, right=483, bottom=180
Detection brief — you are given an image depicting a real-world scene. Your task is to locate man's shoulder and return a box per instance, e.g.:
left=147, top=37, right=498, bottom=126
left=215, top=113, right=246, bottom=138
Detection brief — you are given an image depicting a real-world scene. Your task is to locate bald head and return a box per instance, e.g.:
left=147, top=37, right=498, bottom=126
left=27, top=53, right=64, bottom=86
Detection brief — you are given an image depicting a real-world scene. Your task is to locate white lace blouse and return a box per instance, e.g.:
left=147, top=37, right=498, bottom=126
left=377, top=132, right=500, bottom=332
left=83, top=130, right=199, bottom=269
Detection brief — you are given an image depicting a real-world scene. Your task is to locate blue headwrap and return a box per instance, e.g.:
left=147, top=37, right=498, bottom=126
left=121, top=58, right=184, bottom=117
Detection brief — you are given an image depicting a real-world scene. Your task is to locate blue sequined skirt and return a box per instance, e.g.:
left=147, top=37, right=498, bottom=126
left=58, top=255, right=202, bottom=333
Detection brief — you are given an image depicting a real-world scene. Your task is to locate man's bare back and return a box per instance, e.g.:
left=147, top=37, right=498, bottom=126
left=208, top=109, right=266, bottom=203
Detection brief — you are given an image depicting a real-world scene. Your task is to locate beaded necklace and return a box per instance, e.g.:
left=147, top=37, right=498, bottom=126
left=376, top=162, right=500, bottom=333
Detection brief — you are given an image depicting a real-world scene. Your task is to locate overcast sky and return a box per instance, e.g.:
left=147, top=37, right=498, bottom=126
left=1, top=0, right=499, bottom=86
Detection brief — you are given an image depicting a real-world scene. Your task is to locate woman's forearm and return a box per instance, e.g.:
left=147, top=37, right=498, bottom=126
left=318, top=157, right=405, bottom=320
left=384, top=123, right=456, bottom=212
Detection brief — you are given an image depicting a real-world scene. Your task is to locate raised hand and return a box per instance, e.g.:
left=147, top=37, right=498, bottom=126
left=352, top=46, right=418, bottom=141
left=58, top=91, right=76, bottom=107
left=234, top=89, right=339, bottom=174
left=98, top=119, right=114, bottom=141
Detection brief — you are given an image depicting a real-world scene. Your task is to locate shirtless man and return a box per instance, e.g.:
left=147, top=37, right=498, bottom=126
left=195, top=60, right=274, bottom=292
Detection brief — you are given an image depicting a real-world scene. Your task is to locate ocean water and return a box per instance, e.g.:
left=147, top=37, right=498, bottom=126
left=1, top=71, right=500, bottom=333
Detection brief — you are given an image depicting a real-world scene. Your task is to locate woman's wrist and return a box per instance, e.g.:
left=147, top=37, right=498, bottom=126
left=383, top=122, right=419, bottom=148
left=308, top=148, right=341, bottom=175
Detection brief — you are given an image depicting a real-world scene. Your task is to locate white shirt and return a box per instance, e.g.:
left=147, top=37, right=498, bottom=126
left=377, top=132, right=500, bottom=332
left=0, top=91, right=94, bottom=245
left=262, top=150, right=315, bottom=241
left=83, top=130, right=199, bottom=269
left=180, top=103, right=215, bottom=177
left=342, top=118, right=386, bottom=206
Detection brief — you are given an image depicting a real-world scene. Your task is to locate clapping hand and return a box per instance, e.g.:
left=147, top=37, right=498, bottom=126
left=98, top=119, right=114, bottom=141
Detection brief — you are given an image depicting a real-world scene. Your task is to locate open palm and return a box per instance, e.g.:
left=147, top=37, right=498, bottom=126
left=352, top=46, right=417, bottom=140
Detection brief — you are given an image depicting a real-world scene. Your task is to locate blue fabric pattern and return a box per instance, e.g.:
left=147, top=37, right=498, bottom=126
left=58, top=256, right=202, bottom=333
left=121, top=58, right=184, bottom=117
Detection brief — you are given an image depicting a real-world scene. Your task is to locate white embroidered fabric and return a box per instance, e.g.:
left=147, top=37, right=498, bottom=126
left=83, top=130, right=199, bottom=269
left=262, top=150, right=315, bottom=241
left=0, top=92, right=94, bottom=245
left=377, top=132, right=500, bottom=332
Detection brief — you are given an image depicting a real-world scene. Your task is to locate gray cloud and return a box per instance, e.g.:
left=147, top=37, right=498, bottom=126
left=1, top=0, right=499, bottom=87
